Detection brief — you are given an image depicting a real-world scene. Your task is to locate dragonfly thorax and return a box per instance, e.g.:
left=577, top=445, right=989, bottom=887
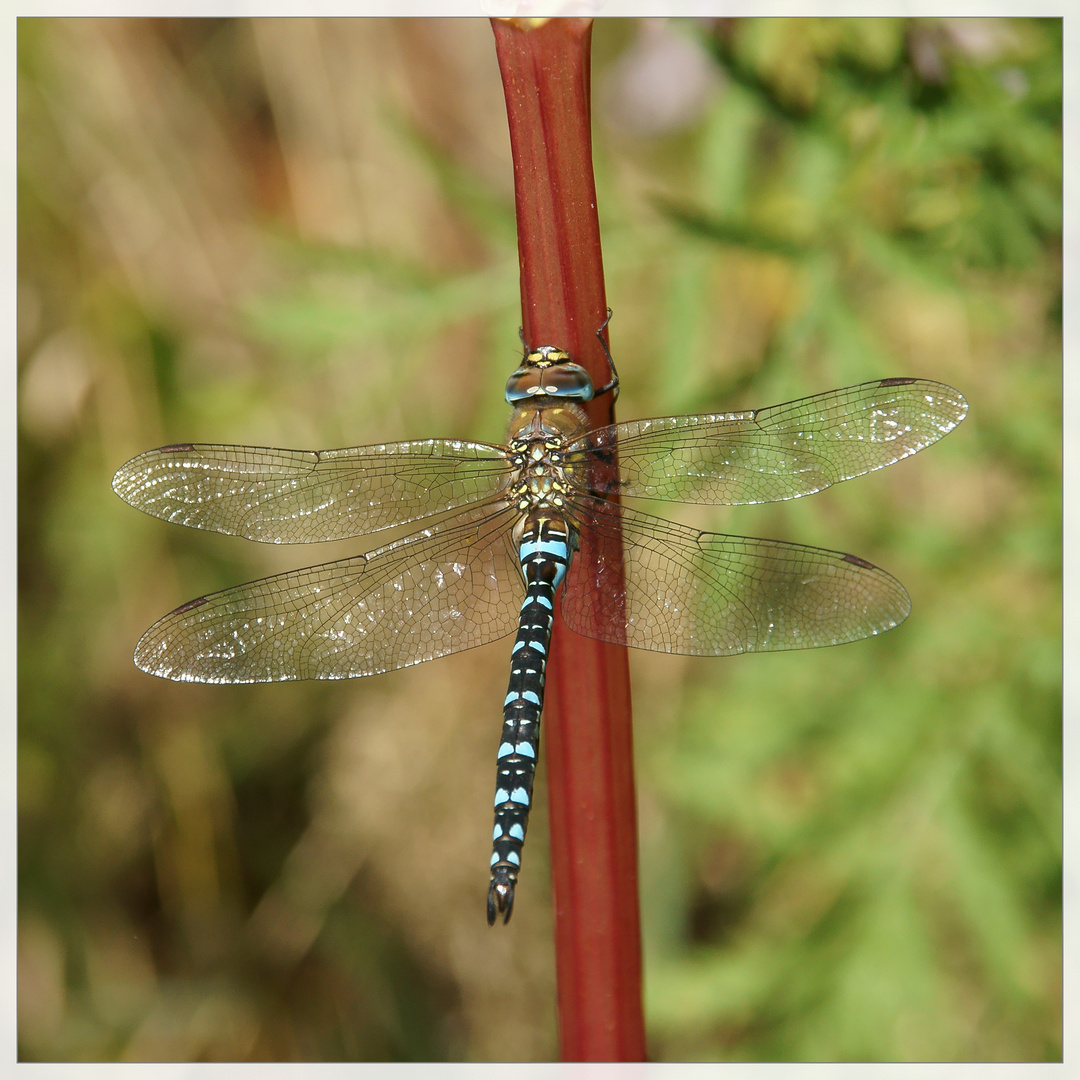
left=506, top=398, right=587, bottom=442
left=504, top=397, right=590, bottom=514
left=505, top=433, right=575, bottom=512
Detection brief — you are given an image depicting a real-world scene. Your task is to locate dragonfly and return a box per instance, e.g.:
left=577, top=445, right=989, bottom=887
left=113, top=320, right=968, bottom=924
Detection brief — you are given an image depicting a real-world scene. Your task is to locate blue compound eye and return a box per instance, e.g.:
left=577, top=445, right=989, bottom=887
left=505, top=354, right=595, bottom=404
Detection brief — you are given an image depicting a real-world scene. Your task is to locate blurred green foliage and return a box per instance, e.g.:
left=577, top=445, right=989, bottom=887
left=18, top=17, right=1060, bottom=1062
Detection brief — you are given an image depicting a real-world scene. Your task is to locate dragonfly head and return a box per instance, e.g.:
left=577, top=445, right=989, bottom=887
left=505, top=346, right=596, bottom=405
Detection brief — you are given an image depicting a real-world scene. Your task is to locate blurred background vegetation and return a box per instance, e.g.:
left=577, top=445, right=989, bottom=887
left=17, top=17, right=1060, bottom=1062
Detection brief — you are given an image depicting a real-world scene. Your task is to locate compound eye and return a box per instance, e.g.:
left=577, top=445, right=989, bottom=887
left=505, top=368, right=541, bottom=403
left=544, top=363, right=594, bottom=401
left=505, top=360, right=595, bottom=404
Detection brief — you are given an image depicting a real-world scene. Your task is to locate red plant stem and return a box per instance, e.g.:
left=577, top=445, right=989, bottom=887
left=491, top=17, right=645, bottom=1063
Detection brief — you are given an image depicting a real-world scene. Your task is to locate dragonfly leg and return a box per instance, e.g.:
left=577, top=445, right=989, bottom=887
left=593, top=307, right=620, bottom=401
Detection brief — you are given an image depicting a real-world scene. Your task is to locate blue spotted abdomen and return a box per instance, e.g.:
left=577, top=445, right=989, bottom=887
left=487, top=512, right=573, bottom=925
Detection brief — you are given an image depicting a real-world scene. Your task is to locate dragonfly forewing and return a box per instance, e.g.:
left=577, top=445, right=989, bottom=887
left=568, top=379, right=968, bottom=506
left=112, top=440, right=512, bottom=543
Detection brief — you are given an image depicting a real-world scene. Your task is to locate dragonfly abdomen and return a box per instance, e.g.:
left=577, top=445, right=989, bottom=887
left=487, top=512, right=573, bottom=925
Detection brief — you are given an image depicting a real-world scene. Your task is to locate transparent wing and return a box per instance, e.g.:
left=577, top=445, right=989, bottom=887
left=560, top=499, right=910, bottom=655
left=134, top=503, right=524, bottom=682
left=567, top=379, right=967, bottom=505
left=112, top=439, right=512, bottom=543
